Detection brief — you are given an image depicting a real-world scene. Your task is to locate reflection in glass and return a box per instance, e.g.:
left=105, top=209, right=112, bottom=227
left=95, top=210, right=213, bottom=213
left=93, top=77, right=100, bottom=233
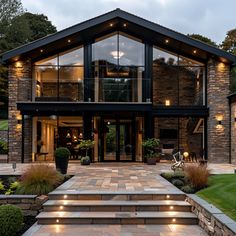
left=59, top=47, right=83, bottom=65
left=152, top=47, right=205, bottom=106
left=34, top=66, right=58, bottom=100
left=59, top=67, right=84, bottom=101
left=92, top=32, right=144, bottom=102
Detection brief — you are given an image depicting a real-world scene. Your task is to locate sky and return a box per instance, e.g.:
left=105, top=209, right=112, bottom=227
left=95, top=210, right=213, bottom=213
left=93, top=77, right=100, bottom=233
left=21, top=0, right=236, bottom=44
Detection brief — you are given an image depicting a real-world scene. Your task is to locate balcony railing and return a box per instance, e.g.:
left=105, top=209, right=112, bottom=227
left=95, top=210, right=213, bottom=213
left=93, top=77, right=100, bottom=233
left=17, top=77, right=204, bottom=106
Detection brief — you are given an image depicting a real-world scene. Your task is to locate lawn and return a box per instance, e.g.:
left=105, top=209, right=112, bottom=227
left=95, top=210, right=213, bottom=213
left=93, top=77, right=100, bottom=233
left=197, top=174, right=236, bottom=221
left=0, top=120, right=8, bottom=130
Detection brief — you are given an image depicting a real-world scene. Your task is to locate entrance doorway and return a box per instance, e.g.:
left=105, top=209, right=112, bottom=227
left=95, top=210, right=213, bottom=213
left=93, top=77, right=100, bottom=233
left=102, top=119, right=134, bottom=161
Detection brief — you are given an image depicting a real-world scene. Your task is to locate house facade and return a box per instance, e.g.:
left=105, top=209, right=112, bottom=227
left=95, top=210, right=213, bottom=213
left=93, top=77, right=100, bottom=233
left=1, top=9, right=236, bottom=163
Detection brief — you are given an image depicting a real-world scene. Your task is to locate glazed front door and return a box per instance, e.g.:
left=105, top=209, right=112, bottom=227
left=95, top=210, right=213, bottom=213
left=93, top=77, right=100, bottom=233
left=102, top=119, right=134, bottom=161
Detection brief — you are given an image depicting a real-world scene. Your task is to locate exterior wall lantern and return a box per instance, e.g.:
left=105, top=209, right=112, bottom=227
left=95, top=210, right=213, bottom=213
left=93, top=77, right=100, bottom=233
left=165, top=99, right=170, bottom=106
left=215, top=114, right=223, bottom=125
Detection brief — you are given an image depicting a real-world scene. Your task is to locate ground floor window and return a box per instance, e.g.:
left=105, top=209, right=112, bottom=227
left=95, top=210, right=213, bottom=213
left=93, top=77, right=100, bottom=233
left=30, top=115, right=205, bottom=162
left=154, top=117, right=205, bottom=161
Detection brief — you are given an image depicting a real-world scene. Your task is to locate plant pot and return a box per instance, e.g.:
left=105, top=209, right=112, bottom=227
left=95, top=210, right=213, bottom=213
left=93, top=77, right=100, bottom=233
left=147, top=157, right=156, bottom=165
left=81, top=156, right=91, bottom=165
left=55, top=156, right=69, bottom=174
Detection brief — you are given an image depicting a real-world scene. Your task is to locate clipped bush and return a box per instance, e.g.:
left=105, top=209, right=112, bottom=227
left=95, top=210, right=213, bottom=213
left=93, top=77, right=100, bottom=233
left=55, top=147, right=70, bottom=159
left=181, top=184, right=195, bottom=194
left=16, top=164, right=63, bottom=195
left=184, top=164, right=210, bottom=190
left=0, top=204, right=23, bottom=236
left=172, top=179, right=185, bottom=187
left=161, top=172, right=174, bottom=180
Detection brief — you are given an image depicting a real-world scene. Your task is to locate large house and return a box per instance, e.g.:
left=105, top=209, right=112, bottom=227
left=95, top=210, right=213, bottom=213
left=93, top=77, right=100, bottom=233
left=1, top=9, right=236, bottom=163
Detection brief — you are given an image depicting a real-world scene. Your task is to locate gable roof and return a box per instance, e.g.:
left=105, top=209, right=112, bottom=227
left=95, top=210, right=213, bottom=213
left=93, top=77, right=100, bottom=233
left=1, top=8, right=236, bottom=64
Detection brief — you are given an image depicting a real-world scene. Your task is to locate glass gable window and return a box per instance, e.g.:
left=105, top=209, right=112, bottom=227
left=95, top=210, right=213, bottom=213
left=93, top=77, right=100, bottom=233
left=92, top=32, right=145, bottom=102
left=34, top=46, right=84, bottom=101
left=152, top=47, right=205, bottom=106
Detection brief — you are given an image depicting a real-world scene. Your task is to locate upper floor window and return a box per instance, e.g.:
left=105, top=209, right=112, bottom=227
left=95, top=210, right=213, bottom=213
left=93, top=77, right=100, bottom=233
left=34, top=46, right=84, bottom=101
left=152, top=47, right=205, bottom=106
left=92, top=32, right=145, bottom=102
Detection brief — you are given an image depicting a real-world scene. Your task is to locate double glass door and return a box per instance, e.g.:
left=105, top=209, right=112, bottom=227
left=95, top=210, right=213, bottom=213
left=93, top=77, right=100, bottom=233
left=102, top=118, right=134, bottom=161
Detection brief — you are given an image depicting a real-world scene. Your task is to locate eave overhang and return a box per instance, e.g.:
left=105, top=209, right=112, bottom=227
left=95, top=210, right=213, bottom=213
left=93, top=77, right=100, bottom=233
left=1, top=8, right=236, bottom=65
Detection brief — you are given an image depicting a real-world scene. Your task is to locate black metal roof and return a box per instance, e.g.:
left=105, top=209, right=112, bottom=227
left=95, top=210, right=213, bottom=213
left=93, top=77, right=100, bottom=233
left=1, top=8, right=236, bottom=64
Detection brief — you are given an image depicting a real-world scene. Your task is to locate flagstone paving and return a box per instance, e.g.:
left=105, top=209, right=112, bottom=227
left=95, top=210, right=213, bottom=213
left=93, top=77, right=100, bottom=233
left=23, top=223, right=207, bottom=235
left=1, top=162, right=234, bottom=235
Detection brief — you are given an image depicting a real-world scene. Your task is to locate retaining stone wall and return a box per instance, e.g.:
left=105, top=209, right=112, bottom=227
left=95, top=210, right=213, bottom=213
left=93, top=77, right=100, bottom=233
left=0, top=195, right=48, bottom=216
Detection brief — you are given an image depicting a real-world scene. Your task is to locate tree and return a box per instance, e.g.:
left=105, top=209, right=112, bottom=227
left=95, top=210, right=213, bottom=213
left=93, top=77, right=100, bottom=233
left=221, top=29, right=236, bottom=55
left=0, top=1, right=57, bottom=118
left=188, top=34, right=217, bottom=47
left=0, top=0, right=24, bottom=36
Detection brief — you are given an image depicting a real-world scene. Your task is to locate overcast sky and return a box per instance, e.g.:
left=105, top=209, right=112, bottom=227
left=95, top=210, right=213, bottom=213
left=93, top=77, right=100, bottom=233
left=21, top=0, right=236, bottom=44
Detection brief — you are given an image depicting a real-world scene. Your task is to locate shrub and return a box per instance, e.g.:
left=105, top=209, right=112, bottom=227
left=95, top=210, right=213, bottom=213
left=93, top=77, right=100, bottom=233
left=16, top=164, right=63, bottom=195
left=181, top=184, right=195, bottom=194
left=0, top=181, right=4, bottom=193
left=81, top=156, right=90, bottom=165
left=161, top=172, right=174, bottom=180
left=55, top=147, right=70, bottom=159
left=5, top=181, right=20, bottom=195
left=0, top=140, right=8, bottom=154
left=184, top=164, right=210, bottom=190
left=173, top=171, right=185, bottom=179
left=0, top=204, right=23, bottom=236
left=172, top=179, right=185, bottom=187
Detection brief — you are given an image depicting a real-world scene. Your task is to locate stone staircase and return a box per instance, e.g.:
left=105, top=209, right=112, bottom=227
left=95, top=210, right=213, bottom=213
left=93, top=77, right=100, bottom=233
left=37, top=191, right=198, bottom=225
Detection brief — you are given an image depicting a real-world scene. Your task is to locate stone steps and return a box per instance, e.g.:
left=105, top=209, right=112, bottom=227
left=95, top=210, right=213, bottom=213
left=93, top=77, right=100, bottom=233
left=43, top=199, right=191, bottom=212
left=48, top=192, right=186, bottom=201
left=37, top=192, right=198, bottom=225
left=37, top=211, right=198, bottom=225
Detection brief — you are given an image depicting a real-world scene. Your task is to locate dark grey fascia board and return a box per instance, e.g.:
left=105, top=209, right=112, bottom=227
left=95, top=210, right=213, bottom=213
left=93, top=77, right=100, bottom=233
left=2, top=8, right=236, bottom=63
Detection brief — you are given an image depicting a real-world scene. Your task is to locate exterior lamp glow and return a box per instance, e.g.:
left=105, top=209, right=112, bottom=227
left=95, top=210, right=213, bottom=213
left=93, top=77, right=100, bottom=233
left=183, top=152, right=189, bottom=159
left=216, top=114, right=223, bottom=125
left=165, top=100, right=170, bottom=106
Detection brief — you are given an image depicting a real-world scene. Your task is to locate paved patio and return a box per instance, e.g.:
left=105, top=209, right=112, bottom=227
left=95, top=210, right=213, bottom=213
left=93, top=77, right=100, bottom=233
left=0, top=162, right=235, bottom=176
left=24, top=223, right=207, bottom=236
left=1, top=162, right=234, bottom=235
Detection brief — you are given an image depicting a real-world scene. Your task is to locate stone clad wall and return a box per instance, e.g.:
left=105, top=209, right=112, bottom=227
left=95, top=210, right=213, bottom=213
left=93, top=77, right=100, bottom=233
left=230, top=103, right=236, bottom=164
left=8, top=60, right=32, bottom=163
left=207, top=60, right=230, bottom=163
left=0, top=195, right=47, bottom=216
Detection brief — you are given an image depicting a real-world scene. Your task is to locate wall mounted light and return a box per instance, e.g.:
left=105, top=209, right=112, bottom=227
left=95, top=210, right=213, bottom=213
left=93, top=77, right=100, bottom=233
left=165, top=99, right=170, bottom=106
left=215, top=114, right=223, bottom=125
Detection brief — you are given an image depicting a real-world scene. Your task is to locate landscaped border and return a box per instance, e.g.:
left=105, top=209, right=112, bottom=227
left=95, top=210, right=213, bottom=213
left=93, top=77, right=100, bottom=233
left=186, top=194, right=236, bottom=236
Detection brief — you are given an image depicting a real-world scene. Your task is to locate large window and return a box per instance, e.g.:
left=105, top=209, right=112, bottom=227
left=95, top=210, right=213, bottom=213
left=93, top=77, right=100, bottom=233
left=92, top=32, right=145, bottom=102
left=34, top=46, right=84, bottom=101
left=152, top=47, right=205, bottom=106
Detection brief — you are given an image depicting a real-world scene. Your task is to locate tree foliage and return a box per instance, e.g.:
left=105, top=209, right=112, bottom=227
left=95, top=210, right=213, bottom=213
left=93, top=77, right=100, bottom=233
left=188, top=34, right=217, bottom=47
left=0, top=0, right=57, bottom=118
left=221, top=28, right=236, bottom=55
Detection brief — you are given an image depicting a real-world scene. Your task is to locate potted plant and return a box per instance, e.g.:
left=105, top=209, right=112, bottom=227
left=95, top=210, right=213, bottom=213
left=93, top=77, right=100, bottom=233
left=142, top=138, right=160, bottom=165
left=78, top=139, right=95, bottom=165
left=54, top=147, right=70, bottom=174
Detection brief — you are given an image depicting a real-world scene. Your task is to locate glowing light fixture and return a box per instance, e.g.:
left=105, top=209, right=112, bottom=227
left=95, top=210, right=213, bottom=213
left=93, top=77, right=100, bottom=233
left=110, top=50, right=124, bottom=59
left=64, top=195, right=67, bottom=199
left=215, top=114, right=223, bottom=125
left=165, top=100, right=170, bottom=106
left=183, top=152, right=189, bottom=158
left=172, top=218, right=176, bottom=223
left=166, top=195, right=170, bottom=199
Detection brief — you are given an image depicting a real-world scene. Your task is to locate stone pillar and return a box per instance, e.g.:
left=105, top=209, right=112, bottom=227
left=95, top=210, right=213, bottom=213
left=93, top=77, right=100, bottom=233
left=207, top=59, right=230, bottom=163
left=8, top=60, right=32, bottom=163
